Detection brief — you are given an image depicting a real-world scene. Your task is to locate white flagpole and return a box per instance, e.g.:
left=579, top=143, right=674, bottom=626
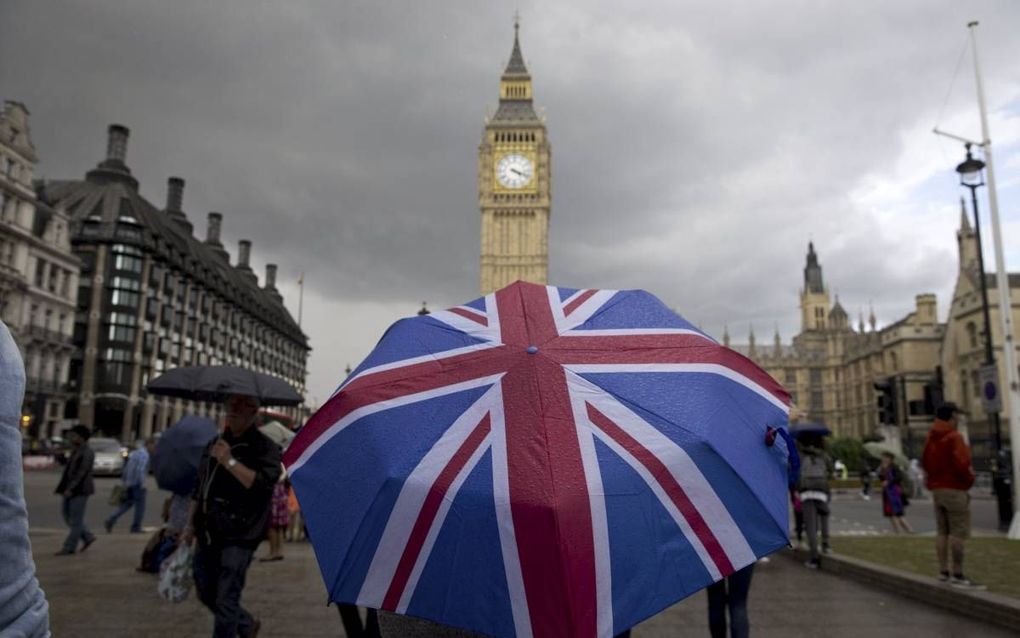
left=967, top=21, right=1020, bottom=539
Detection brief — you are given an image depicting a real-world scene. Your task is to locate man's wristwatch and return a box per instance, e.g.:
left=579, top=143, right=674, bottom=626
left=227, top=457, right=238, bottom=469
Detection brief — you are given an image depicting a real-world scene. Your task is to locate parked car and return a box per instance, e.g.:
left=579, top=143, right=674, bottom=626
left=89, top=437, right=128, bottom=477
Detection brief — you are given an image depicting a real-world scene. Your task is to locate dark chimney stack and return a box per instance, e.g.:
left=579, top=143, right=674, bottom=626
left=265, top=264, right=278, bottom=289
left=237, top=240, right=252, bottom=269
left=106, top=124, right=130, bottom=163
left=166, top=177, right=184, bottom=211
left=206, top=212, right=223, bottom=245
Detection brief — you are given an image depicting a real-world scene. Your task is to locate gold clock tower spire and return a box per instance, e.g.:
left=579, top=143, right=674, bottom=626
left=479, top=19, right=551, bottom=294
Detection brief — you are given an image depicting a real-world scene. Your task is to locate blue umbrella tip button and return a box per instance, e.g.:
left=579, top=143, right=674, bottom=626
left=526, top=345, right=539, bottom=354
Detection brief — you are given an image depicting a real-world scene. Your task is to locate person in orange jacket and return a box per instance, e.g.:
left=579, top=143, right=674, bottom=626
left=921, top=403, right=984, bottom=590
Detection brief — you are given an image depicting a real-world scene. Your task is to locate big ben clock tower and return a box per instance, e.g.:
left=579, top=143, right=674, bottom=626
left=479, top=20, right=551, bottom=294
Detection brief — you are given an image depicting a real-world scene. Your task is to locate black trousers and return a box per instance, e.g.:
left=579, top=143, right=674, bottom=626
left=193, top=542, right=257, bottom=638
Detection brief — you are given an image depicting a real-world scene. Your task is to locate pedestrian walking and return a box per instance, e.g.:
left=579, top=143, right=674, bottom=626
left=921, top=403, right=985, bottom=589
left=260, top=470, right=288, bottom=562
left=182, top=393, right=282, bottom=637
left=0, top=319, right=50, bottom=635
left=790, top=488, right=804, bottom=547
left=54, top=424, right=97, bottom=555
left=285, top=481, right=303, bottom=542
left=797, top=433, right=832, bottom=568
left=879, top=452, right=914, bottom=534
left=105, top=437, right=156, bottom=533
left=859, top=466, right=872, bottom=500
left=706, top=563, right=755, bottom=638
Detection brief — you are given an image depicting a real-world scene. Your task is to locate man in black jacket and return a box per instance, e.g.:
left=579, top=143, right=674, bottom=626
left=54, top=424, right=97, bottom=555
left=183, top=394, right=281, bottom=638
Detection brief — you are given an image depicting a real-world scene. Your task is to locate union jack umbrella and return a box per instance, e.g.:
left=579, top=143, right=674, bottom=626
left=284, top=281, right=794, bottom=638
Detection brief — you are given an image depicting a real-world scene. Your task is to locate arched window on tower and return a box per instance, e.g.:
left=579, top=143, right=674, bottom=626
left=966, top=321, right=978, bottom=349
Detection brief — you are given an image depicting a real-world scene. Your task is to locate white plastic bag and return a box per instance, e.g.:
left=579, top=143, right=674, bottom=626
left=158, top=543, right=194, bottom=603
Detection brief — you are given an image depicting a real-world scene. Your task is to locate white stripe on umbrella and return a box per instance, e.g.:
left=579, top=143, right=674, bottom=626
left=357, top=385, right=497, bottom=610
left=569, top=373, right=757, bottom=581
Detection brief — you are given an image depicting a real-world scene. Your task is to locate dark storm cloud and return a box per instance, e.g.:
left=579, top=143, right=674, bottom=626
left=3, top=1, right=1020, bottom=399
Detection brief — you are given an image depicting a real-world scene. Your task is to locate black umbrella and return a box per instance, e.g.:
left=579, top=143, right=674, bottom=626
left=147, top=365, right=303, bottom=406
left=790, top=422, right=832, bottom=439
left=153, top=415, right=218, bottom=496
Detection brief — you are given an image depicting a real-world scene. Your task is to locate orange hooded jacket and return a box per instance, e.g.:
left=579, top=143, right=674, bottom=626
left=921, top=419, right=975, bottom=491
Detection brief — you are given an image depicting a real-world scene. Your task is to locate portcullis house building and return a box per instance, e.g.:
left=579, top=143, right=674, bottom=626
left=37, top=124, right=309, bottom=440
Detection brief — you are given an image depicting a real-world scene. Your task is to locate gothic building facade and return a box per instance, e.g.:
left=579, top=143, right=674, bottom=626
left=37, top=124, right=310, bottom=440
left=730, top=243, right=944, bottom=457
left=479, top=23, right=551, bottom=294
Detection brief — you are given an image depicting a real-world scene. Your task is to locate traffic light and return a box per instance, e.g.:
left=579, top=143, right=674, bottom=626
left=874, top=379, right=898, bottom=425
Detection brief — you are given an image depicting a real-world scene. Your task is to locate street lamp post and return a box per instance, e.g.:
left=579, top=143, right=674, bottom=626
left=957, top=144, right=1002, bottom=450
left=957, top=145, right=1011, bottom=530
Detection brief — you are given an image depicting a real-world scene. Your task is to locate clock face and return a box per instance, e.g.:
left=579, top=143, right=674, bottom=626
left=496, top=154, right=534, bottom=189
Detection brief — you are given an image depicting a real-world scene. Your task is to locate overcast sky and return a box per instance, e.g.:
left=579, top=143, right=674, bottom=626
left=3, top=1, right=1020, bottom=407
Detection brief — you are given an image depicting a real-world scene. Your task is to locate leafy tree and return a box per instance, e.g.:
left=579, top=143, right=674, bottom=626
left=827, top=436, right=869, bottom=473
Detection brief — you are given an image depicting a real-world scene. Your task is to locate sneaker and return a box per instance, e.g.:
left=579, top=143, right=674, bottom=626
left=822, top=544, right=831, bottom=555
left=937, top=571, right=950, bottom=582
left=950, top=575, right=986, bottom=590
left=103, top=519, right=114, bottom=533
left=80, top=537, right=96, bottom=552
left=804, top=558, right=820, bottom=569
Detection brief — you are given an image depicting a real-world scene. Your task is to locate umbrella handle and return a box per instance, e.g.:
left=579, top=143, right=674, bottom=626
left=766, top=426, right=800, bottom=487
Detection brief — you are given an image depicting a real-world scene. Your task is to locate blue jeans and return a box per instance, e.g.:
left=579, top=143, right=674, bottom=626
left=61, top=495, right=95, bottom=553
left=106, top=485, right=146, bottom=532
left=707, top=563, right=754, bottom=638
left=193, top=543, right=256, bottom=638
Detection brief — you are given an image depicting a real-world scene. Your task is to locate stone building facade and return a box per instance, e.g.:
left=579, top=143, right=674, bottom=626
left=479, top=23, right=551, bottom=294
left=939, top=206, right=1019, bottom=465
left=37, top=124, right=309, bottom=440
left=0, top=101, right=80, bottom=439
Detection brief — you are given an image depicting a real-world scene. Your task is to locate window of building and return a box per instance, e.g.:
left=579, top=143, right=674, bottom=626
left=809, top=368, right=822, bottom=385
left=34, top=259, right=45, bottom=287
left=811, top=391, right=824, bottom=410
left=110, top=276, right=141, bottom=291
left=113, top=252, right=143, bottom=273
left=101, top=362, right=131, bottom=387
left=109, top=312, right=137, bottom=326
left=966, top=322, right=978, bottom=349
left=107, top=324, right=136, bottom=343
left=110, top=289, right=140, bottom=308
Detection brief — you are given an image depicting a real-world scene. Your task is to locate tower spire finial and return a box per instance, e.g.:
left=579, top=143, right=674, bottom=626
left=503, top=12, right=529, bottom=76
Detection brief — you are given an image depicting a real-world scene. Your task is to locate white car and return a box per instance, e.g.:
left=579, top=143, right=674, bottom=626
left=89, top=437, right=128, bottom=477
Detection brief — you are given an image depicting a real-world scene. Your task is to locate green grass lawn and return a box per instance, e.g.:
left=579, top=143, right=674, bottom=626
left=833, top=536, right=1020, bottom=599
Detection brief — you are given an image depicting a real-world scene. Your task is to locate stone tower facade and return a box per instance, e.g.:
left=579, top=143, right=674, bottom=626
left=800, top=242, right=829, bottom=331
left=479, top=21, right=551, bottom=294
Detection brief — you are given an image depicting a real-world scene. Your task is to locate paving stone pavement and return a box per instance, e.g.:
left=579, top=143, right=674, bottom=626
left=31, top=530, right=1016, bottom=637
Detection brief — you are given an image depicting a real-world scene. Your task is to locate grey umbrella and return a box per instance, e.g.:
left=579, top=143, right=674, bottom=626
left=147, top=365, right=303, bottom=406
